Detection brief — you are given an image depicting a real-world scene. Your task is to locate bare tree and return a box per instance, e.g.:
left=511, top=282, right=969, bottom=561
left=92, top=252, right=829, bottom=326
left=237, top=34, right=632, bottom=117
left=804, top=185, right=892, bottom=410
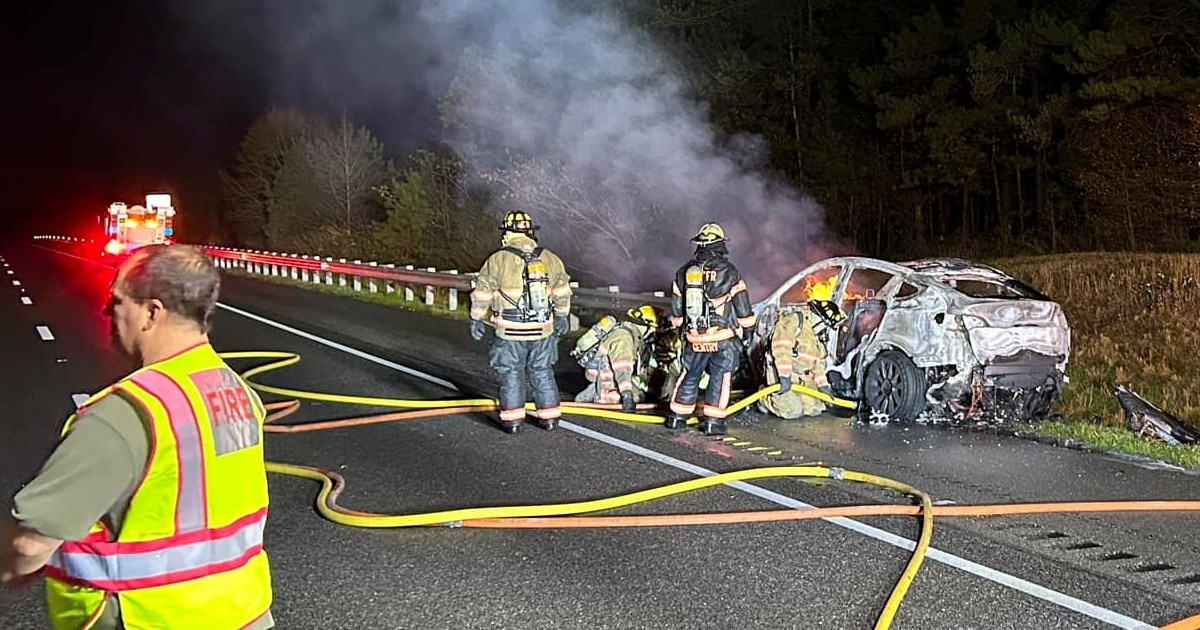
left=308, top=117, right=388, bottom=235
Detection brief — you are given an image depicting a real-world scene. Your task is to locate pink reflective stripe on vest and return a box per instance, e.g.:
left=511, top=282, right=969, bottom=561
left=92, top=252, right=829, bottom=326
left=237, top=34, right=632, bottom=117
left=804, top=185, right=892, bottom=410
left=130, top=369, right=208, bottom=533
left=46, top=511, right=266, bottom=592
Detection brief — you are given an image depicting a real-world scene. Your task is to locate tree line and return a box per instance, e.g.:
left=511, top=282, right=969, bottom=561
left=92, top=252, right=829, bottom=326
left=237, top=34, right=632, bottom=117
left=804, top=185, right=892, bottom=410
left=217, top=0, right=1200, bottom=272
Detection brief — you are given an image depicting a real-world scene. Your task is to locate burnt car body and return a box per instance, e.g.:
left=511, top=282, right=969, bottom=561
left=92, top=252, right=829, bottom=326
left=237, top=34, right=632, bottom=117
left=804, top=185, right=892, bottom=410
left=748, top=257, right=1071, bottom=423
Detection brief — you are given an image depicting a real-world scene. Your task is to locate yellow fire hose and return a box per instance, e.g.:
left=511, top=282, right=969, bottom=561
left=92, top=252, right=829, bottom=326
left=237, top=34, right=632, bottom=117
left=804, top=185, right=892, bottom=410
left=224, top=351, right=1199, bottom=630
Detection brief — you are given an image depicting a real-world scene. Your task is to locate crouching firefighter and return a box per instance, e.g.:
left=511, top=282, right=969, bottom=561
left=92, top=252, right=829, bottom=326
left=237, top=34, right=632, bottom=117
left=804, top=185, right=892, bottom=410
left=571, top=305, right=659, bottom=411
left=469, top=211, right=573, bottom=433
left=665, top=223, right=756, bottom=435
left=758, top=305, right=830, bottom=418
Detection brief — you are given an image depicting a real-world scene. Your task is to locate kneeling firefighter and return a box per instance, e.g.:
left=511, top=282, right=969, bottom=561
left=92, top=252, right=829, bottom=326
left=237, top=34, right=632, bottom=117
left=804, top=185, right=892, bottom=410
left=571, top=305, right=659, bottom=411
left=469, top=211, right=573, bottom=433
left=666, top=223, right=756, bottom=436
left=758, top=305, right=830, bottom=418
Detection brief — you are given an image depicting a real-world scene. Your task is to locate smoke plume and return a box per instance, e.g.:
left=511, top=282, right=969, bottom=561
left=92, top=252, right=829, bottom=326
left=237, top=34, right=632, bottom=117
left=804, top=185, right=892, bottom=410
left=173, top=0, right=842, bottom=295
left=422, top=0, right=838, bottom=293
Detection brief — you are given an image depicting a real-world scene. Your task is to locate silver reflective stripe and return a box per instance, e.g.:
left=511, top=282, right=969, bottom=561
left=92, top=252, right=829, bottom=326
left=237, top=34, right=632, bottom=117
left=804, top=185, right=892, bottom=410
left=131, top=370, right=207, bottom=533
left=51, top=521, right=264, bottom=582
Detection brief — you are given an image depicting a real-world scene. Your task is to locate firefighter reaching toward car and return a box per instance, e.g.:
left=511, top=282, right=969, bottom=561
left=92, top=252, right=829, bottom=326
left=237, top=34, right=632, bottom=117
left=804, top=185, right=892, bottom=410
left=469, top=211, right=573, bottom=434
left=758, top=305, right=830, bottom=419
left=571, top=305, right=659, bottom=411
left=665, top=222, right=756, bottom=436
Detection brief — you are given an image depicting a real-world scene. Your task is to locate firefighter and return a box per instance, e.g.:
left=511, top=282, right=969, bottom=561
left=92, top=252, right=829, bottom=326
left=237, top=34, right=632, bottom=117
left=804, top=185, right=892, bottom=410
left=571, top=305, right=659, bottom=411
left=758, top=305, right=830, bottom=418
left=665, top=222, right=756, bottom=435
left=469, top=211, right=573, bottom=433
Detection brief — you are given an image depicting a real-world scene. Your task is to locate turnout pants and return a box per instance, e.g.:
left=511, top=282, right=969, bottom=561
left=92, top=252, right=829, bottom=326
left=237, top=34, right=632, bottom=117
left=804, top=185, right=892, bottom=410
left=489, top=336, right=562, bottom=424
left=669, top=337, right=740, bottom=420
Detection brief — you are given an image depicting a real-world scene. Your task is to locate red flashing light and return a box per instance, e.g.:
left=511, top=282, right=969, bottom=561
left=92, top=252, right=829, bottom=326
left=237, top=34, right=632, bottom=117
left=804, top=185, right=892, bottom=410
left=104, top=240, right=125, bottom=255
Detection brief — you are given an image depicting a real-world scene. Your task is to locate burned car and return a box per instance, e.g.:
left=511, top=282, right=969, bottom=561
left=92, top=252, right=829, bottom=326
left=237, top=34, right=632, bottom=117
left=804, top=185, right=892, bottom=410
left=748, top=257, right=1071, bottom=423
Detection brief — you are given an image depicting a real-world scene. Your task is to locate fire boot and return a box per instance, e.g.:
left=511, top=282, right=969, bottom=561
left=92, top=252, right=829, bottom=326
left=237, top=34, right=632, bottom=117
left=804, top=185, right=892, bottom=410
left=664, top=414, right=688, bottom=430
left=702, top=419, right=727, bottom=436
left=535, top=418, right=559, bottom=431
left=500, top=421, right=522, bottom=434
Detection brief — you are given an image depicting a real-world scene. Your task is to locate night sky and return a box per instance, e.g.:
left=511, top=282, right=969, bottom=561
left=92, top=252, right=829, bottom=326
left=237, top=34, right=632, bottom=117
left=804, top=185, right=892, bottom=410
left=2, top=0, right=463, bottom=238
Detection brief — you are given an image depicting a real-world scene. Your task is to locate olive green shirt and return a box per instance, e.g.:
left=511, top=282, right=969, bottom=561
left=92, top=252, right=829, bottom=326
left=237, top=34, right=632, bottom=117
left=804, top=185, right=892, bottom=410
left=12, top=392, right=274, bottom=629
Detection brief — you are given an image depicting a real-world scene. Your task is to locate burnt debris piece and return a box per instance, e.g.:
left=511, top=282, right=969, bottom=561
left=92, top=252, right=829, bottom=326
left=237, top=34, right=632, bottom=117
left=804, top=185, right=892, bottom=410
left=1115, top=385, right=1200, bottom=445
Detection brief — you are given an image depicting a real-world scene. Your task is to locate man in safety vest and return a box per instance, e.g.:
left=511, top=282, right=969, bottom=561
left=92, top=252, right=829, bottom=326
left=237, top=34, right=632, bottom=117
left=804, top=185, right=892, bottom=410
left=469, top=211, right=573, bottom=433
left=571, top=305, right=659, bottom=411
left=0, top=245, right=274, bottom=629
left=758, top=305, right=830, bottom=418
left=665, top=222, right=756, bottom=436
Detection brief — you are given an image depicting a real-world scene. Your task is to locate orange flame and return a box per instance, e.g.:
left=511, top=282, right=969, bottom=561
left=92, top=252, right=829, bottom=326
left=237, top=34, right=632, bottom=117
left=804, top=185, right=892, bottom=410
left=801, top=274, right=839, bottom=302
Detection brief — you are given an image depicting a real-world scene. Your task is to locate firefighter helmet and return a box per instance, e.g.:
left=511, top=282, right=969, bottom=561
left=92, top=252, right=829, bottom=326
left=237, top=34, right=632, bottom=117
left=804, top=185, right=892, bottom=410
left=500, top=211, right=539, bottom=235
left=626, top=305, right=659, bottom=331
left=690, top=222, right=726, bottom=245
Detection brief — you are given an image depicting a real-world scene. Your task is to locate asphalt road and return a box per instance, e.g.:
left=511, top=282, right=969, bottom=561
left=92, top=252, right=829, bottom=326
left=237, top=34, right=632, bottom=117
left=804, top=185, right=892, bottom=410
left=1, top=239, right=1198, bottom=629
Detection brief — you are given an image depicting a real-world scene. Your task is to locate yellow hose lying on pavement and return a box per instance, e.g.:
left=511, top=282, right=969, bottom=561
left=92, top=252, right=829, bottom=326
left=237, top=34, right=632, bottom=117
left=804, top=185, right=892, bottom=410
left=268, top=460, right=932, bottom=630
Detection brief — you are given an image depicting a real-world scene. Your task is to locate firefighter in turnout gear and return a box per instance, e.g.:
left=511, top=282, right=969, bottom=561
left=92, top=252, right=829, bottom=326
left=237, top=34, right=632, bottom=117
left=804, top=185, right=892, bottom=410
left=665, top=223, right=756, bottom=435
left=469, top=211, right=573, bottom=433
left=758, top=305, right=830, bottom=418
left=571, top=306, right=659, bottom=411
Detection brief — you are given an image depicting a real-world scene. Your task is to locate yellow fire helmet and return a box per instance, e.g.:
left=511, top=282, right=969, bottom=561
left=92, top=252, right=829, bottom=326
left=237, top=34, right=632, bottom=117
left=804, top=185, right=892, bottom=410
left=501, top=211, right=539, bottom=235
left=626, top=304, right=659, bottom=331
left=690, top=222, right=726, bottom=245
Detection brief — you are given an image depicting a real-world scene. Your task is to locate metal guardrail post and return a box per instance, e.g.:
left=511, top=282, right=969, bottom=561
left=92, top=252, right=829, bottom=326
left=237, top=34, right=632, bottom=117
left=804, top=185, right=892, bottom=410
left=447, top=270, right=458, bottom=310
left=425, top=267, right=436, bottom=306
left=404, top=266, right=414, bottom=301
left=325, top=258, right=334, bottom=285
left=385, top=264, right=395, bottom=294
left=569, top=281, right=581, bottom=331
left=290, top=255, right=299, bottom=280
left=338, top=259, right=348, bottom=287
left=300, top=256, right=310, bottom=282
left=368, top=262, right=378, bottom=293
left=352, top=260, right=362, bottom=291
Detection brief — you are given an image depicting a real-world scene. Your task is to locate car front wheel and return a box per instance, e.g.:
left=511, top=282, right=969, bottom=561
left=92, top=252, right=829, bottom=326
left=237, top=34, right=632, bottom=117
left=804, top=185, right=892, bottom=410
left=862, top=350, right=928, bottom=422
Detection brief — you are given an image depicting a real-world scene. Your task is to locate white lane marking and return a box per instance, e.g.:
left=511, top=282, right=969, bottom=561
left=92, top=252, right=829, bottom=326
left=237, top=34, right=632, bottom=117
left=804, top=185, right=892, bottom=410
left=36, top=326, right=55, bottom=341
left=215, top=303, right=458, bottom=391
left=5, top=270, right=12, bottom=275
left=39, top=242, right=1151, bottom=628
left=72, top=394, right=90, bottom=408
left=562, top=422, right=1152, bottom=629
left=12, top=280, right=20, bottom=286
left=21, top=297, right=33, bottom=305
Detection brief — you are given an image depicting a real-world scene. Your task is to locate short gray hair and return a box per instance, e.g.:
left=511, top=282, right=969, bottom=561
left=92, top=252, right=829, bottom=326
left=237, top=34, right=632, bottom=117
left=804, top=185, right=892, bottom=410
left=121, top=245, right=221, bottom=332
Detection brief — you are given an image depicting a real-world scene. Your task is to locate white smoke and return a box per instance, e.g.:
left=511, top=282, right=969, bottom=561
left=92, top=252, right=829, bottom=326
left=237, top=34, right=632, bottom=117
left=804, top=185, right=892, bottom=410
left=171, top=0, right=842, bottom=295
left=422, top=0, right=837, bottom=294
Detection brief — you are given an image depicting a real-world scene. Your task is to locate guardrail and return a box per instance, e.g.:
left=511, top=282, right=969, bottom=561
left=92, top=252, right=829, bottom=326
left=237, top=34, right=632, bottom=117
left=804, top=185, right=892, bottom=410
left=199, top=246, right=671, bottom=327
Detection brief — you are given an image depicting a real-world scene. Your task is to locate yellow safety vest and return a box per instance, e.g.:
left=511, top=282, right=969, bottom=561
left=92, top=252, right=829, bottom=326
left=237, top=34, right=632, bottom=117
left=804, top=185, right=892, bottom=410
left=44, top=343, right=272, bottom=630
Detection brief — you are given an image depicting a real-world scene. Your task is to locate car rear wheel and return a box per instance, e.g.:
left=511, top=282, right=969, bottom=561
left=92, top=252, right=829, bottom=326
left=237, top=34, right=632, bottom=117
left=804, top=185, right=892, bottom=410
left=863, top=350, right=928, bottom=422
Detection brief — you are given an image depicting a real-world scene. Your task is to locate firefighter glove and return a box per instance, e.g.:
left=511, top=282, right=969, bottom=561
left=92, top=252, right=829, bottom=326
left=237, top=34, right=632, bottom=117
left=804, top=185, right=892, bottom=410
left=777, top=374, right=792, bottom=394
left=620, top=390, right=636, bottom=412
left=470, top=319, right=486, bottom=341
left=553, top=315, right=570, bottom=336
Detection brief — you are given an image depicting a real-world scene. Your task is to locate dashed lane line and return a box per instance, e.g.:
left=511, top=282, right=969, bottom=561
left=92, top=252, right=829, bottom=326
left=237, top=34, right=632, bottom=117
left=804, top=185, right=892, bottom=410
left=36, top=326, right=55, bottom=341
left=21, top=297, right=32, bottom=305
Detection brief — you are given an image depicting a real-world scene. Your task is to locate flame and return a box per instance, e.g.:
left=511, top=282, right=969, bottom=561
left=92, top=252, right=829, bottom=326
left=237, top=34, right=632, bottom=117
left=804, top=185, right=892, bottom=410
left=801, top=274, right=839, bottom=302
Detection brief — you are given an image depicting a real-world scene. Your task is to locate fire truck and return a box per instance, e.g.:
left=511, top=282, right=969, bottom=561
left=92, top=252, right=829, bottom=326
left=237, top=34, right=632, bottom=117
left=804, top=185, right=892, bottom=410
left=103, top=194, right=176, bottom=256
